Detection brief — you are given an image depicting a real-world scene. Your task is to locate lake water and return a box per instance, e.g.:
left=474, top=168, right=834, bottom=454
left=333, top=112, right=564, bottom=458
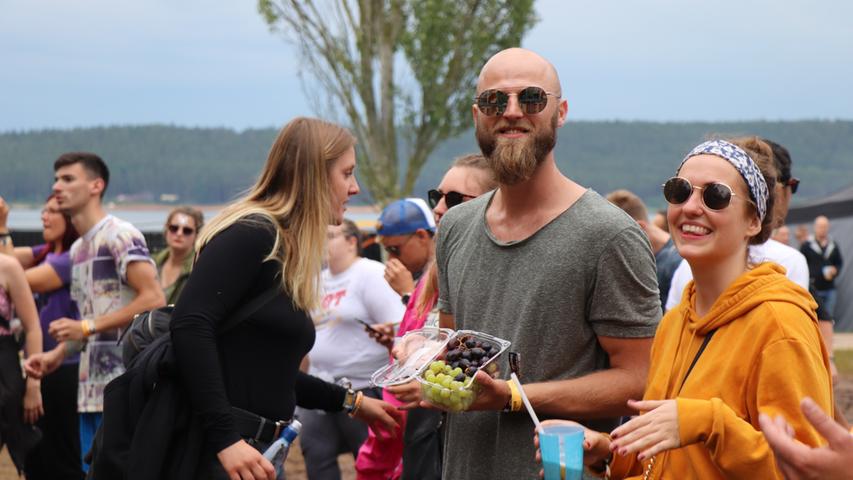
left=8, top=207, right=381, bottom=232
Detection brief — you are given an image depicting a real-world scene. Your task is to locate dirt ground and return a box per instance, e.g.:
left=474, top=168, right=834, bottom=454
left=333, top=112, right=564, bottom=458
left=3, top=377, right=853, bottom=479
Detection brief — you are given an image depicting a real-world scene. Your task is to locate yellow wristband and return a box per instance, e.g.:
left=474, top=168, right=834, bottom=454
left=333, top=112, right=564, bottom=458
left=506, top=379, right=523, bottom=412
left=82, top=319, right=96, bottom=338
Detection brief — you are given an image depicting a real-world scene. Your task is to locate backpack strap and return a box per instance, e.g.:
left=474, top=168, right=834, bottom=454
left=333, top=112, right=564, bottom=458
left=678, top=328, right=717, bottom=393
left=218, top=285, right=282, bottom=334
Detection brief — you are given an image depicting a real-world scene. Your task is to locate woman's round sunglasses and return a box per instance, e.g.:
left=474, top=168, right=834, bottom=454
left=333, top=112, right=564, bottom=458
left=662, top=177, right=748, bottom=211
left=427, top=189, right=476, bottom=209
left=167, top=224, right=196, bottom=236
left=474, top=86, right=560, bottom=117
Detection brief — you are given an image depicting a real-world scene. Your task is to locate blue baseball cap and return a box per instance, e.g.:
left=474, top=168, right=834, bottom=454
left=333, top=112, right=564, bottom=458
left=376, top=198, right=436, bottom=236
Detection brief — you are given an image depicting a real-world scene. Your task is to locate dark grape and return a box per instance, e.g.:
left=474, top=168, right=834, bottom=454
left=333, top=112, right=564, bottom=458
left=448, top=338, right=461, bottom=349
left=470, top=347, right=485, bottom=358
left=454, top=373, right=466, bottom=382
left=465, top=367, right=477, bottom=377
left=461, top=350, right=471, bottom=360
left=459, top=359, right=471, bottom=369
left=446, top=349, right=461, bottom=362
left=465, top=339, right=477, bottom=349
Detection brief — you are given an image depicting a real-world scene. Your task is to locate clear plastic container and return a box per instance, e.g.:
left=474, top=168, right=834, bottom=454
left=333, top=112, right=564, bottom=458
left=370, top=327, right=454, bottom=387
left=416, top=330, right=511, bottom=412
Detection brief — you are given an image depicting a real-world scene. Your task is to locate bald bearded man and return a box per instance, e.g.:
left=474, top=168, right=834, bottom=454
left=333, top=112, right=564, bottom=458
left=431, top=48, right=661, bottom=479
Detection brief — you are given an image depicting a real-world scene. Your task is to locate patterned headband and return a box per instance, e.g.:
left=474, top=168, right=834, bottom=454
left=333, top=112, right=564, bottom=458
left=678, top=139, right=769, bottom=221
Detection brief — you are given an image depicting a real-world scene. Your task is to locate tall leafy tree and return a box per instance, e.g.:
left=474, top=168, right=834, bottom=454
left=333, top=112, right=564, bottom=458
left=258, top=0, right=537, bottom=203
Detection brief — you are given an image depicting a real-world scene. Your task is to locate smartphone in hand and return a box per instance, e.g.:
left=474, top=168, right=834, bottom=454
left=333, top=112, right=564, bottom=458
left=357, top=319, right=380, bottom=333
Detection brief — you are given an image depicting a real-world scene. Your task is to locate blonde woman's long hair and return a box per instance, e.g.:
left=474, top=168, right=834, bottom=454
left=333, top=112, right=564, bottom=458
left=196, top=117, right=356, bottom=312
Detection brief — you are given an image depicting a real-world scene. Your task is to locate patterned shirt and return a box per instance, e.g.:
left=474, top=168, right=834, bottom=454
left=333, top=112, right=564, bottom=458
left=70, top=215, right=153, bottom=412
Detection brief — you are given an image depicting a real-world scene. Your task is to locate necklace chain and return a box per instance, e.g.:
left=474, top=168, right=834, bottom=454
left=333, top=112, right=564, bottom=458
left=642, top=455, right=657, bottom=480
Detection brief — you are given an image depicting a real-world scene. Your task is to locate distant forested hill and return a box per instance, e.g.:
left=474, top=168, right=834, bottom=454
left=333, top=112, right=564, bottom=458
left=2, top=121, right=852, bottom=208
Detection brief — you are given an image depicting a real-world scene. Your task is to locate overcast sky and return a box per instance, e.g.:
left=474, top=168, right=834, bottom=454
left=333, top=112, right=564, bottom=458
left=2, top=0, right=852, bottom=132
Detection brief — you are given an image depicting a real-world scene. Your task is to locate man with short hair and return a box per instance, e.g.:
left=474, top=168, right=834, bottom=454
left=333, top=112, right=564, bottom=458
left=607, top=189, right=682, bottom=309
left=434, top=48, right=661, bottom=479
left=28, top=152, right=165, bottom=471
left=376, top=198, right=436, bottom=303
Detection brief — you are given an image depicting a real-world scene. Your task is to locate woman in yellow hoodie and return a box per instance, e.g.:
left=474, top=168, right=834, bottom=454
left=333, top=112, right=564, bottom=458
left=538, top=138, right=833, bottom=479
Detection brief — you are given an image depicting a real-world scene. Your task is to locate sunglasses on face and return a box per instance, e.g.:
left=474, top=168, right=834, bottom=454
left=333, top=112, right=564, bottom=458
left=168, top=224, right=195, bottom=236
left=427, top=189, right=476, bottom=209
left=474, top=86, right=559, bottom=117
left=779, top=176, right=800, bottom=194
left=662, top=177, right=748, bottom=211
left=382, top=234, right=414, bottom=257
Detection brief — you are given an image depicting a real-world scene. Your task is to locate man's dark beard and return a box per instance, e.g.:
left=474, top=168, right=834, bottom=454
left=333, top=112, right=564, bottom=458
left=476, top=110, right=558, bottom=185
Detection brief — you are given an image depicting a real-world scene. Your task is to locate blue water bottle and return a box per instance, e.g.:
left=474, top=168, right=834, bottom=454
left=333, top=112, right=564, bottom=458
left=262, top=419, right=302, bottom=480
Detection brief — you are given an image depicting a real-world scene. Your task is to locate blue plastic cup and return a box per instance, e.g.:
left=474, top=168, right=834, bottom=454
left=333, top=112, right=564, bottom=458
left=539, top=424, right=584, bottom=480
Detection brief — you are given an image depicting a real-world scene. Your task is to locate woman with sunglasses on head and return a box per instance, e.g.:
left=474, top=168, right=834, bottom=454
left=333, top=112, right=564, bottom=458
left=168, top=117, right=402, bottom=480
left=153, top=206, right=204, bottom=305
left=1, top=195, right=82, bottom=479
left=536, top=138, right=833, bottom=479
left=355, top=153, right=497, bottom=480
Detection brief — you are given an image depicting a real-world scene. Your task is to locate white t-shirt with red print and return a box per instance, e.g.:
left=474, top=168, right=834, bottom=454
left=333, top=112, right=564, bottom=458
left=310, top=257, right=405, bottom=389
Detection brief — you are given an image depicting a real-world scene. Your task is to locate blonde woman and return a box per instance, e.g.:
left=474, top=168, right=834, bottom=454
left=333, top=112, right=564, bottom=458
left=170, top=118, right=402, bottom=480
left=153, top=206, right=204, bottom=305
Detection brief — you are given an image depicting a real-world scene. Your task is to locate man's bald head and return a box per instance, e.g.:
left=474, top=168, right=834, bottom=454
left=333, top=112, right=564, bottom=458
left=477, top=48, right=561, bottom=94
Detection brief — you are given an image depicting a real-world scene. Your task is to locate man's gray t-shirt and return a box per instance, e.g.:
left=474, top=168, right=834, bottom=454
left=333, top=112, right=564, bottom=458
left=436, top=190, right=661, bottom=480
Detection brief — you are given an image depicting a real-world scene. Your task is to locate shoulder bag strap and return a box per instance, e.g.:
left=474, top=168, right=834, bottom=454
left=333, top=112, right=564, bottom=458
left=678, top=328, right=717, bottom=393
left=218, top=285, right=282, bottom=334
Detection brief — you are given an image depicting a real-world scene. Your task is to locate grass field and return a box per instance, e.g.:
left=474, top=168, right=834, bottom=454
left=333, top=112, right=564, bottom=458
left=835, top=349, right=853, bottom=376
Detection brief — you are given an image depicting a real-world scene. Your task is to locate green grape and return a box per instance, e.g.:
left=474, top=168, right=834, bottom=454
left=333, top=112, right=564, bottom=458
left=442, top=377, right=453, bottom=388
left=425, top=371, right=436, bottom=382
left=450, top=367, right=463, bottom=377
left=440, top=389, right=451, bottom=399
left=430, top=361, right=445, bottom=374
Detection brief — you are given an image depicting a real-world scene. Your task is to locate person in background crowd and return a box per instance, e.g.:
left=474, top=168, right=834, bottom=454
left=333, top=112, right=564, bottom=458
left=801, top=215, right=843, bottom=318
left=357, top=153, right=497, bottom=480
left=666, top=137, right=809, bottom=311
left=300, top=218, right=405, bottom=480
left=760, top=397, right=853, bottom=480
left=801, top=215, right=844, bottom=387
left=607, top=189, right=682, bottom=310
left=0, top=252, right=43, bottom=475
left=795, top=224, right=810, bottom=247
left=0, top=195, right=84, bottom=480
left=168, top=117, right=401, bottom=480
left=652, top=209, right=669, bottom=233
left=772, top=225, right=791, bottom=245
left=538, top=139, right=833, bottom=479
left=433, top=48, right=661, bottom=480
left=377, top=198, right=435, bottom=300
left=364, top=199, right=437, bottom=347
left=153, top=206, right=204, bottom=305
left=23, top=153, right=166, bottom=473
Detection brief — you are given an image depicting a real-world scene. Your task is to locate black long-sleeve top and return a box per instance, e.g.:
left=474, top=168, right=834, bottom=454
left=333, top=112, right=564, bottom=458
left=170, top=217, right=346, bottom=453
